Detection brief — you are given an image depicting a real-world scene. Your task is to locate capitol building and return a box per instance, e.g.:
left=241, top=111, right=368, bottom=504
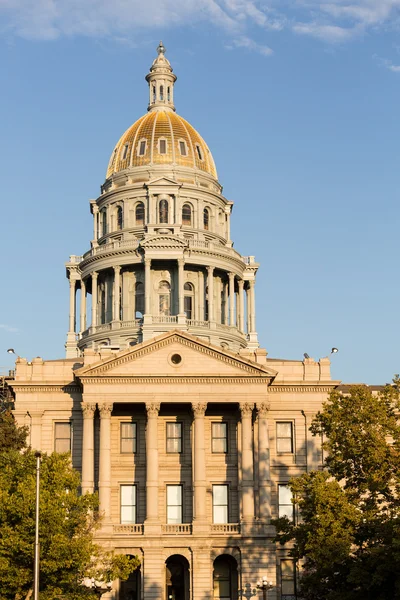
left=10, top=44, right=339, bottom=600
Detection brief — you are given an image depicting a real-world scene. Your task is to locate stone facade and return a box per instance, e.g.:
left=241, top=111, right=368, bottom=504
left=11, top=43, right=340, bottom=600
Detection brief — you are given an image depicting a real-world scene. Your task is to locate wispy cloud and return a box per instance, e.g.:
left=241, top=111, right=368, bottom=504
left=373, top=53, right=400, bottom=72
left=0, top=324, right=19, bottom=333
left=0, top=0, right=400, bottom=51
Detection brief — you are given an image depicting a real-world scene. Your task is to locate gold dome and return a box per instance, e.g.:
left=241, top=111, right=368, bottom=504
left=106, top=110, right=217, bottom=180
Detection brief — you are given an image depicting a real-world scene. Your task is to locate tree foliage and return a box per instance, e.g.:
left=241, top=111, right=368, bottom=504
left=273, top=378, right=400, bottom=600
left=0, top=424, right=139, bottom=599
left=0, top=409, right=29, bottom=451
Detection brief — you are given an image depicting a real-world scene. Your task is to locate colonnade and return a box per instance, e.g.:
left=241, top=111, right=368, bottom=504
left=80, top=401, right=271, bottom=525
left=68, top=259, right=257, bottom=337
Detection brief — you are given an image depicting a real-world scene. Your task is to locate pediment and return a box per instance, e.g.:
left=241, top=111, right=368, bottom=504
left=145, top=177, right=181, bottom=187
left=75, top=331, right=277, bottom=380
left=140, top=235, right=188, bottom=249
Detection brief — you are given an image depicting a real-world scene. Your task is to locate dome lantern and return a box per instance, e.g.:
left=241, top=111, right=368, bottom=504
left=145, top=41, right=177, bottom=112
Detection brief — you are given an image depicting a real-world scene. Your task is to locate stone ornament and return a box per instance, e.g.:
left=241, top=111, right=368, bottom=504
left=146, top=402, right=161, bottom=417
left=81, top=402, right=96, bottom=418
left=98, top=403, right=113, bottom=417
left=240, top=402, right=254, bottom=417
left=192, top=402, right=207, bottom=417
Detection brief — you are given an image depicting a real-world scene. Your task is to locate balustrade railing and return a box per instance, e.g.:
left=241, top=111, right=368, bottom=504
left=113, top=524, right=144, bottom=534
left=152, top=315, right=178, bottom=324
left=210, top=523, right=240, bottom=534
left=162, top=524, right=192, bottom=534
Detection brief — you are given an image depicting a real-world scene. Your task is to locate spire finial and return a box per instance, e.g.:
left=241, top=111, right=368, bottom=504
left=146, top=41, right=177, bottom=112
left=157, top=41, right=166, bottom=55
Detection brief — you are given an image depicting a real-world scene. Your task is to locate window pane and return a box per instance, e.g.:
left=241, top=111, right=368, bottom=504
left=167, top=423, right=181, bottom=437
left=121, top=439, right=135, bottom=453
left=55, top=438, right=71, bottom=453
left=159, top=139, right=166, bottom=154
left=179, top=141, right=187, bottom=156
left=281, top=560, right=295, bottom=577
left=279, top=485, right=292, bottom=505
left=167, top=438, right=182, bottom=453
left=121, top=485, right=136, bottom=505
left=212, top=438, right=227, bottom=453
left=213, top=505, right=228, bottom=524
left=277, top=422, right=292, bottom=437
left=121, top=506, right=136, bottom=524
left=167, top=506, right=182, bottom=524
left=56, top=423, right=71, bottom=437
left=167, top=485, right=182, bottom=504
left=279, top=504, right=294, bottom=520
left=213, top=485, right=228, bottom=504
left=277, top=438, right=293, bottom=453
left=212, top=423, right=226, bottom=437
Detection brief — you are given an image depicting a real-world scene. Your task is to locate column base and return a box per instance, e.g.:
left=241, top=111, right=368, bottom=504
left=143, top=314, right=153, bottom=325
left=247, top=332, right=259, bottom=350
left=192, top=520, right=210, bottom=535
left=144, top=521, right=162, bottom=536
left=65, top=333, right=79, bottom=358
left=177, top=313, right=187, bottom=325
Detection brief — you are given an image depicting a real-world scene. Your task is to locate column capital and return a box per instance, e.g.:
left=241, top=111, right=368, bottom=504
left=144, top=257, right=151, bottom=266
left=256, top=402, right=270, bottom=417
left=238, top=279, right=244, bottom=290
left=178, top=258, right=185, bottom=267
left=98, top=402, right=113, bottom=418
left=113, top=265, right=121, bottom=274
left=69, top=278, right=76, bottom=288
left=249, top=279, right=255, bottom=288
left=240, top=402, right=254, bottom=418
left=192, top=402, right=207, bottom=418
left=228, top=272, right=235, bottom=280
left=146, top=402, right=160, bottom=417
left=82, top=402, right=96, bottom=418
left=92, top=271, right=99, bottom=280
left=92, top=203, right=99, bottom=214
left=207, top=265, right=214, bottom=274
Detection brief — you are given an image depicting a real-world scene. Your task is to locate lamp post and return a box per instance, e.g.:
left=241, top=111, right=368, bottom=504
left=33, top=451, right=42, bottom=600
left=256, top=576, right=274, bottom=600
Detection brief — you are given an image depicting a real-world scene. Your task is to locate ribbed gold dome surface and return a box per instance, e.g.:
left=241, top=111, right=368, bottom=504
left=106, top=110, right=217, bottom=180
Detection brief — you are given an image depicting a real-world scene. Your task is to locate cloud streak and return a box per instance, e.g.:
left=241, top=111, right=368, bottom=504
left=0, top=0, right=399, bottom=52
left=0, top=324, right=19, bottom=333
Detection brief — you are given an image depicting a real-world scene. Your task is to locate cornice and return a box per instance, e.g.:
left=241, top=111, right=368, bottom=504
left=79, top=376, right=270, bottom=385
left=9, top=384, right=81, bottom=394
left=269, top=383, right=338, bottom=393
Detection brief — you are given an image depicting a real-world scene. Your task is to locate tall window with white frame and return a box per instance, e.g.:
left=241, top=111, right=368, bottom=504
left=120, top=485, right=136, bottom=524
left=182, top=203, right=192, bottom=226
left=166, top=422, right=182, bottom=453
left=167, top=485, right=183, bottom=524
left=211, top=422, right=228, bottom=453
left=120, top=422, right=137, bottom=454
left=54, top=422, right=71, bottom=453
left=135, top=202, right=145, bottom=226
left=278, top=484, right=295, bottom=522
left=280, top=559, right=297, bottom=600
left=276, top=422, right=294, bottom=453
left=135, top=282, right=144, bottom=318
left=213, top=485, right=229, bottom=523
left=184, top=282, right=194, bottom=320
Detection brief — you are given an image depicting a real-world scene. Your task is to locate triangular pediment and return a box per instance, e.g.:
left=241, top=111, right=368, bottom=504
left=75, top=331, right=277, bottom=380
left=145, top=177, right=181, bottom=187
left=140, top=235, right=188, bottom=249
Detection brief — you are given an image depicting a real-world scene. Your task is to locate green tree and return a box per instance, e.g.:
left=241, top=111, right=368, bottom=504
left=0, top=409, right=29, bottom=451
left=0, top=449, right=139, bottom=600
left=273, top=378, right=400, bottom=600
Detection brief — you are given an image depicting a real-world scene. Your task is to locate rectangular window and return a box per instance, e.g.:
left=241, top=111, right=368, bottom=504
left=213, top=485, right=228, bottom=523
left=120, top=422, right=137, bottom=453
left=281, top=559, right=296, bottom=599
left=139, top=140, right=146, bottom=156
left=167, top=485, right=183, bottom=524
left=159, top=139, right=167, bottom=154
left=122, top=144, right=129, bottom=160
left=120, top=484, right=136, bottom=524
left=184, top=295, right=193, bottom=319
left=278, top=484, right=295, bottom=522
left=166, top=422, right=182, bottom=453
left=54, top=422, right=71, bottom=453
left=179, top=140, right=187, bottom=156
left=212, top=422, right=228, bottom=453
left=276, top=422, right=293, bottom=453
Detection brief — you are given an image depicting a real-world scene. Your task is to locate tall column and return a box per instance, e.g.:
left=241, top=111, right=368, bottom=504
left=80, top=279, right=87, bottom=333
left=207, top=266, right=214, bottom=322
left=98, top=402, right=113, bottom=520
left=91, top=271, right=98, bottom=327
left=178, top=259, right=185, bottom=317
left=245, top=284, right=250, bottom=334
left=198, top=269, right=204, bottom=321
left=145, top=403, right=160, bottom=531
left=192, top=403, right=208, bottom=530
left=113, top=266, right=121, bottom=322
left=92, top=205, right=99, bottom=240
left=68, top=279, right=76, bottom=333
left=238, top=279, right=245, bottom=332
left=144, top=258, right=151, bottom=315
left=240, top=402, right=255, bottom=525
left=229, top=272, right=235, bottom=326
left=257, top=401, right=271, bottom=520
left=81, top=402, right=96, bottom=494
left=249, top=279, right=256, bottom=333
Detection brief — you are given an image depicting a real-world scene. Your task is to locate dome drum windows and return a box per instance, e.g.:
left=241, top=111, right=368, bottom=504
left=159, top=198, right=169, bottom=224
left=182, top=203, right=192, bottom=227
left=195, top=144, right=204, bottom=161
left=158, top=138, right=167, bottom=155
left=203, top=207, right=210, bottom=231
left=121, top=143, right=129, bottom=160
left=135, top=202, right=145, bottom=226
left=137, top=139, right=147, bottom=157
left=116, top=205, right=123, bottom=231
left=178, top=140, right=188, bottom=157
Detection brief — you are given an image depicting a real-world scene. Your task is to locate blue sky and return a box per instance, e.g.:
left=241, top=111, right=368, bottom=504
left=0, top=0, right=399, bottom=384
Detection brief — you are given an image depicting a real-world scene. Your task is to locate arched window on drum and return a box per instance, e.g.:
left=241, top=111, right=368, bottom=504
left=159, top=199, right=169, bottom=224
left=182, top=204, right=192, bottom=226
left=116, top=206, right=123, bottom=230
left=184, top=282, right=194, bottom=320
left=134, top=282, right=144, bottom=318
left=203, top=207, right=210, bottom=231
left=135, top=202, right=145, bottom=226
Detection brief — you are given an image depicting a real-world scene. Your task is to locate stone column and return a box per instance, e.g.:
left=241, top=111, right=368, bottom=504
left=249, top=280, right=256, bottom=333
left=91, top=271, right=98, bottom=327
left=68, top=279, right=76, bottom=333
left=98, top=402, right=113, bottom=520
left=257, top=401, right=271, bottom=520
left=113, top=266, right=121, bottom=322
left=207, top=266, right=214, bottom=322
left=245, top=284, right=250, bottom=334
left=80, top=279, right=87, bottom=333
left=229, top=272, right=235, bottom=326
left=81, top=402, right=96, bottom=494
left=144, top=258, right=151, bottom=315
left=238, top=279, right=245, bottom=332
left=145, top=403, right=160, bottom=532
left=93, top=205, right=99, bottom=240
left=192, top=403, right=208, bottom=531
left=198, top=269, right=205, bottom=321
left=177, top=259, right=185, bottom=322
left=240, top=403, right=255, bottom=525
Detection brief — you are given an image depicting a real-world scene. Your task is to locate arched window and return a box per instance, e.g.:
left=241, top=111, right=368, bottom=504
left=160, top=85, right=164, bottom=101
left=101, top=209, right=107, bottom=237
left=135, top=282, right=144, bottom=318
left=135, top=202, right=145, bottom=226
left=116, top=206, right=123, bottom=230
left=158, top=280, right=171, bottom=316
left=120, top=561, right=141, bottom=600
left=167, top=87, right=171, bottom=101
left=182, top=204, right=192, bottom=226
left=213, top=555, right=239, bottom=600
left=184, top=282, right=194, bottom=320
left=203, top=207, right=210, bottom=231
left=159, top=199, right=169, bottom=224
left=100, top=284, right=106, bottom=324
